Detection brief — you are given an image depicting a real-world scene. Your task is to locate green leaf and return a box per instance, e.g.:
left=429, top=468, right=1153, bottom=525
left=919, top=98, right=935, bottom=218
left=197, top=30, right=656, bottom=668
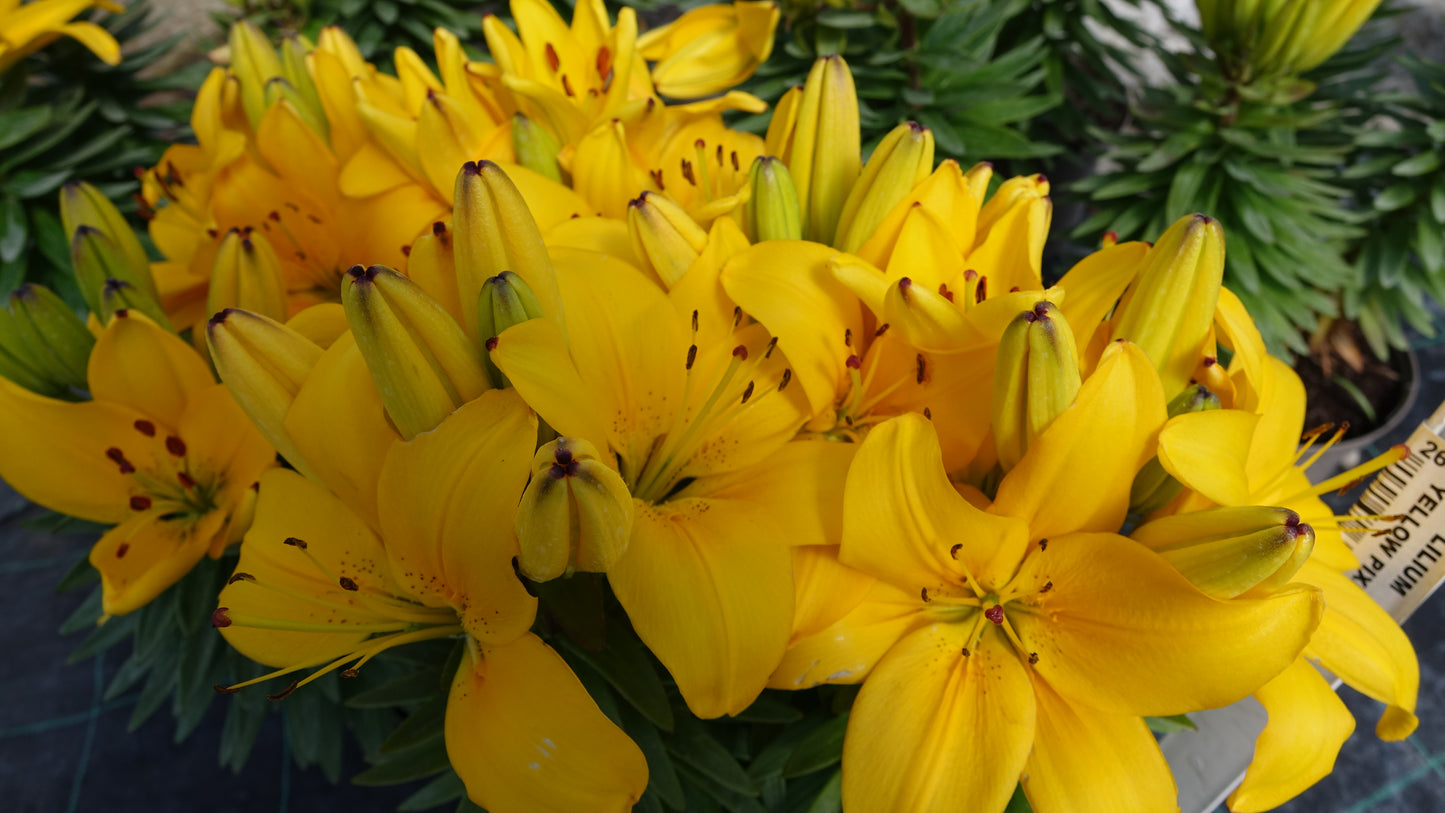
left=59, top=587, right=102, bottom=634
left=128, top=645, right=179, bottom=731
left=399, top=770, right=467, bottom=812
left=68, top=612, right=136, bottom=662
left=665, top=715, right=758, bottom=796
left=619, top=703, right=686, bottom=810
left=55, top=550, right=99, bottom=592
left=218, top=678, right=268, bottom=773
left=1417, top=214, right=1444, bottom=274
left=731, top=691, right=804, bottom=724
left=1144, top=714, right=1197, bottom=733
left=5, top=169, right=71, bottom=200
left=557, top=616, right=673, bottom=731
left=0, top=194, right=25, bottom=263
left=1431, top=176, right=1445, bottom=223
left=1090, top=172, right=1161, bottom=201
left=1392, top=151, right=1441, bottom=177
left=378, top=692, right=447, bottom=755
left=1375, top=184, right=1418, bottom=213
left=1004, top=783, right=1034, bottom=812
left=783, top=714, right=850, bottom=778
left=896, top=0, right=943, bottom=18
left=0, top=107, right=50, bottom=150
left=345, top=668, right=445, bottom=708
left=804, top=770, right=843, bottom=813
left=816, top=9, right=876, bottom=29
left=352, top=736, right=451, bottom=786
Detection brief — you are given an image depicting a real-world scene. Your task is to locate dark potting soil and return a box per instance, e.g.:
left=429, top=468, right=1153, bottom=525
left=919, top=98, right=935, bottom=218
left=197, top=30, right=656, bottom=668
left=1295, top=346, right=1411, bottom=441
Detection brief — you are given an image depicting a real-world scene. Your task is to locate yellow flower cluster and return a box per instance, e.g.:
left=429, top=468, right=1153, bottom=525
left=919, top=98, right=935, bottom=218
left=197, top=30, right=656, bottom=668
left=0, top=0, right=122, bottom=76
left=0, top=9, right=1420, bottom=813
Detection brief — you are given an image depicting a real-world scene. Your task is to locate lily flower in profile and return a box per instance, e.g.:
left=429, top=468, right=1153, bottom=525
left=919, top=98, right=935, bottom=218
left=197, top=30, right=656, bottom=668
left=0, top=311, right=273, bottom=616
left=215, top=390, right=647, bottom=812
left=637, top=0, right=780, bottom=100
left=771, top=342, right=1324, bottom=813
left=0, top=0, right=122, bottom=75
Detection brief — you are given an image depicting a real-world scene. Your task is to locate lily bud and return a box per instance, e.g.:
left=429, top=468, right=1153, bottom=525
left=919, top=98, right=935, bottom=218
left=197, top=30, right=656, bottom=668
left=785, top=56, right=860, bottom=245
left=1132, top=506, right=1315, bottom=599
left=98, top=278, right=171, bottom=328
left=740, top=156, right=802, bottom=242
left=512, top=113, right=564, bottom=184
left=60, top=182, right=155, bottom=302
left=1111, top=213, right=1225, bottom=398
left=477, top=271, right=544, bottom=388
left=833, top=121, right=934, bottom=254
left=452, top=161, right=560, bottom=340
left=263, top=77, right=329, bottom=142
left=1129, top=384, right=1223, bottom=514
left=207, top=229, right=289, bottom=323
left=5, top=284, right=94, bottom=392
left=228, top=20, right=285, bottom=129
left=627, top=192, right=709, bottom=289
left=342, top=265, right=490, bottom=439
left=515, top=437, right=635, bottom=582
left=992, top=301, right=1081, bottom=472
left=279, top=36, right=327, bottom=139
left=207, top=308, right=322, bottom=481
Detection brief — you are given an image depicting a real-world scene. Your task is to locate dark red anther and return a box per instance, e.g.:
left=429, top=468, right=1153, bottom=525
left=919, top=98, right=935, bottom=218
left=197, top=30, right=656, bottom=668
left=1040, top=581, right=1053, bottom=593
left=1103, top=230, right=1118, bottom=245
left=949, top=544, right=962, bottom=559
left=227, top=572, right=255, bottom=585
left=730, top=151, right=740, bottom=171
left=545, top=43, right=560, bottom=72
left=485, top=336, right=499, bottom=351
left=1009, top=286, right=1021, bottom=293
left=130, top=495, right=152, bottom=511
left=1039, top=538, right=1048, bottom=551
left=923, top=407, right=932, bottom=420
left=283, top=536, right=308, bottom=549
left=165, top=436, right=187, bottom=457
left=732, top=345, right=748, bottom=361
left=267, top=681, right=300, bottom=701
left=846, top=355, right=862, bottom=370
left=984, top=605, right=1004, bottom=625
left=686, top=345, right=697, bottom=370
left=649, top=169, right=665, bottom=190
left=106, top=447, right=135, bottom=474
left=432, top=221, right=448, bottom=238
left=1028, top=652, right=1039, bottom=664
left=733, top=306, right=743, bottom=327
left=116, top=543, right=129, bottom=558
left=897, top=277, right=912, bottom=299
left=779, top=369, right=792, bottom=391
left=268, top=210, right=281, bottom=222
left=339, top=576, right=359, bottom=591
left=1202, top=356, right=1217, bottom=367
left=133, top=419, right=156, bottom=437
left=915, top=354, right=926, bottom=384
left=939, top=283, right=954, bottom=302
left=596, top=45, right=612, bottom=83
left=341, top=668, right=360, bottom=678
left=211, top=607, right=232, bottom=628
left=561, top=74, right=575, bottom=97
left=213, top=684, right=241, bottom=694
left=920, top=587, right=930, bottom=602
left=680, top=158, right=696, bottom=185
left=961, top=647, right=971, bottom=657
left=875, top=323, right=891, bottom=337
left=975, top=277, right=988, bottom=304
left=177, top=472, right=196, bottom=489
left=764, top=336, right=778, bottom=359
left=844, top=328, right=853, bottom=347
left=740, top=381, right=755, bottom=404
left=400, top=245, right=411, bottom=257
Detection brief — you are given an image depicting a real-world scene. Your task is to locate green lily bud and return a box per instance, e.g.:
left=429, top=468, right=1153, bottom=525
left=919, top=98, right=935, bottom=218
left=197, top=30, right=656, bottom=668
left=511, top=113, right=564, bottom=184
left=1129, top=384, right=1223, bottom=514
left=992, top=301, right=1081, bottom=473
left=278, top=36, right=327, bottom=140
left=626, top=191, right=708, bottom=289
left=60, top=182, right=156, bottom=304
left=207, top=308, right=323, bottom=481
left=1132, top=506, right=1314, bottom=599
left=477, top=271, right=544, bottom=388
left=1111, top=213, right=1225, bottom=399
left=342, top=264, right=490, bottom=439
left=768, top=55, right=860, bottom=244
left=5, top=284, right=94, bottom=392
left=515, top=437, right=635, bottom=582
left=207, top=229, right=289, bottom=323
left=452, top=160, right=561, bottom=342
left=833, top=121, right=934, bottom=254
left=740, top=156, right=802, bottom=243
left=229, top=20, right=285, bottom=129
left=98, top=278, right=171, bottom=327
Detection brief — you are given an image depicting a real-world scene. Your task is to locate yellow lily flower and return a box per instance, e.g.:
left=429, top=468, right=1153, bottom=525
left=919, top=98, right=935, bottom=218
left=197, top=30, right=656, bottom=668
left=0, top=0, right=122, bottom=75
left=0, top=311, right=273, bottom=616
left=637, top=0, right=780, bottom=100
left=489, top=243, right=855, bottom=718
left=1198, top=0, right=1382, bottom=80
left=772, top=342, right=1324, bottom=813
left=215, top=388, right=647, bottom=812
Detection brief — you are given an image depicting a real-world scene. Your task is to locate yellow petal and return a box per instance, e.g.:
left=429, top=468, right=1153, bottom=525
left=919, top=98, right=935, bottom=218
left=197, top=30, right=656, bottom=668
left=53, top=20, right=120, bottom=65
left=610, top=497, right=794, bottom=718
left=1228, top=658, right=1355, bottom=813
left=489, top=318, right=611, bottom=457
left=990, top=341, right=1166, bottom=540
left=378, top=390, right=539, bottom=645
left=0, top=376, right=140, bottom=523
left=92, top=510, right=224, bottom=616
left=1157, top=409, right=1260, bottom=506
left=785, top=544, right=877, bottom=642
left=218, top=468, right=398, bottom=668
left=720, top=240, right=862, bottom=415
left=1022, top=673, right=1177, bottom=813
left=1010, top=531, right=1323, bottom=716
left=691, top=439, right=855, bottom=549
left=841, top=626, right=1034, bottom=813
left=1055, top=240, right=1149, bottom=355
left=283, top=332, right=401, bottom=530
left=89, top=312, right=215, bottom=428
left=446, top=633, right=648, bottom=813
left=1297, top=559, right=1419, bottom=740
left=843, top=413, right=1031, bottom=593
left=770, top=578, right=924, bottom=689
